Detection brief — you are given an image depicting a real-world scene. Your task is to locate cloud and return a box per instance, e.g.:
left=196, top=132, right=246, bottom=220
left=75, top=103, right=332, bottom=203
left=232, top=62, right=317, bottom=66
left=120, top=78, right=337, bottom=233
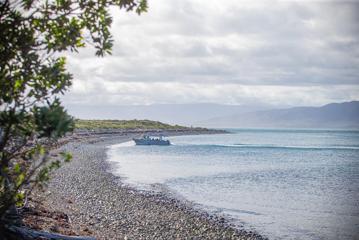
left=65, top=79, right=359, bottom=107
left=62, top=0, right=359, bottom=108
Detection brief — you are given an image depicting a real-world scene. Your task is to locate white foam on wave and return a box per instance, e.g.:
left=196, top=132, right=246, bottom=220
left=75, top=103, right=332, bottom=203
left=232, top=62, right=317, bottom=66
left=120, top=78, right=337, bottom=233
left=108, top=140, right=135, bottom=149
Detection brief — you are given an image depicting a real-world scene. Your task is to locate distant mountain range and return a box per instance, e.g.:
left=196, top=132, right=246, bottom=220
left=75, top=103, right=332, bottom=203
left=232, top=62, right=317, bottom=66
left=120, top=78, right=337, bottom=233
left=198, top=101, right=359, bottom=129
left=66, top=101, right=359, bottom=129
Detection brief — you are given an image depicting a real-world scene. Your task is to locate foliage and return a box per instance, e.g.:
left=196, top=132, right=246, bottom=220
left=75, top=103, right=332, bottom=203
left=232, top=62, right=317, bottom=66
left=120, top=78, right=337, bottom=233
left=33, top=99, right=75, bottom=138
left=75, top=119, right=198, bottom=130
left=0, top=0, right=147, bottom=225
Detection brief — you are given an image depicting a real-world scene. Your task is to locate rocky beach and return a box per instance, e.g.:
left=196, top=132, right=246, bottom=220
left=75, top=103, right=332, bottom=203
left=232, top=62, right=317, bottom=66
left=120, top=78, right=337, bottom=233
left=23, top=130, right=265, bottom=240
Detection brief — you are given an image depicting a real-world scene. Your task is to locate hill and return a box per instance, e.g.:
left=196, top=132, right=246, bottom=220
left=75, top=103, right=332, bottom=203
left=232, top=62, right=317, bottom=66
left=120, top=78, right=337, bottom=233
left=75, top=119, right=196, bottom=130
left=199, top=101, right=359, bottom=129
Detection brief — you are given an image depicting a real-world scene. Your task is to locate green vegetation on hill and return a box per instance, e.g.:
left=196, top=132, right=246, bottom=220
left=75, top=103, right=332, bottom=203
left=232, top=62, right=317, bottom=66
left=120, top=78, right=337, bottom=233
left=75, top=119, right=200, bottom=130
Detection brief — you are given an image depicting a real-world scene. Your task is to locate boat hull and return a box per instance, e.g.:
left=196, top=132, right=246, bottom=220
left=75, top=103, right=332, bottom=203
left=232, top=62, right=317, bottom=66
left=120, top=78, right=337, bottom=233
left=133, top=138, right=170, bottom=146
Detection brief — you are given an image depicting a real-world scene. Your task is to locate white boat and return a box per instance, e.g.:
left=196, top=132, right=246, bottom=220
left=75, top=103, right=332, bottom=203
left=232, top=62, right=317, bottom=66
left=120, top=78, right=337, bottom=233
left=133, top=135, right=170, bottom=146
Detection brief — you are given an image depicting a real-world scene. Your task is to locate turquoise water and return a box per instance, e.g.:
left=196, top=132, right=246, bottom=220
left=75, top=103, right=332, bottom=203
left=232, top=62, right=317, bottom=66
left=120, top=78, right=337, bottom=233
left=107, top=129, right=359, bottom=240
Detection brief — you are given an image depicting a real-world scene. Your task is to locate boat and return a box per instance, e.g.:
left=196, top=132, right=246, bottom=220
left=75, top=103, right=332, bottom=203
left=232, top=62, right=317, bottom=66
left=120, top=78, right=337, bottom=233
left=133, top=134, right=170, bottom=146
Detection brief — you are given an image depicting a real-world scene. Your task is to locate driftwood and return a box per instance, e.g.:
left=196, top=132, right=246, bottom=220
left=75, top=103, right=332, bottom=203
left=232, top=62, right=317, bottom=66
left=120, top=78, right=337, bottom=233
left=6, top=225, right=96, bottom=240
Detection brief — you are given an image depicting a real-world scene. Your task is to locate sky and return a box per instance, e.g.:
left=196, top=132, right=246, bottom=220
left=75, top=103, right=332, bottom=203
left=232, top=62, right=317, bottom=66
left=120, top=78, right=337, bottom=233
left=62, top=0, right=359, bottom=108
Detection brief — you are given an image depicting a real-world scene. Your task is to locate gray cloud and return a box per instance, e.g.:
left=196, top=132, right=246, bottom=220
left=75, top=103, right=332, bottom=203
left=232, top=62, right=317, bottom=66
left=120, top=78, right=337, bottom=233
left=62, top=0, right=359, bottom=107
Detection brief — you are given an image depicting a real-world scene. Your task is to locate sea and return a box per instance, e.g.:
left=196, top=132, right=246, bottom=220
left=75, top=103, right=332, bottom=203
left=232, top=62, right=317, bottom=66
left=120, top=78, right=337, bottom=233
left=107, top=129, right=359, bottom=240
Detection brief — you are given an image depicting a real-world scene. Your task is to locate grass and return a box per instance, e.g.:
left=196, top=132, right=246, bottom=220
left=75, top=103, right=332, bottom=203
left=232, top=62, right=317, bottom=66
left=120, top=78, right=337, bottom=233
left=75, top=119, right=203, bottom=130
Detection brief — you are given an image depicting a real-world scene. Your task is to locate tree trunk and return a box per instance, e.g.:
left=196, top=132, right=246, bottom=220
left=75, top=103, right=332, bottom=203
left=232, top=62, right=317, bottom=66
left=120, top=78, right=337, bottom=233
left=4, top=225, right=96, bottom=240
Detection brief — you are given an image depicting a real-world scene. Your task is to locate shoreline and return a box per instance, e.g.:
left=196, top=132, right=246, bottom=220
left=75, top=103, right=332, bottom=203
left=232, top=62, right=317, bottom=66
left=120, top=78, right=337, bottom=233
left=26, top=131, right=265, bottom=239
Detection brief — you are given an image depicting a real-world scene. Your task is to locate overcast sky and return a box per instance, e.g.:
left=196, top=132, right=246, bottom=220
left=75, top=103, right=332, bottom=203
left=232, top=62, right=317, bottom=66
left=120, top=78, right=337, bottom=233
left=62, top=0, right=359, bottom=108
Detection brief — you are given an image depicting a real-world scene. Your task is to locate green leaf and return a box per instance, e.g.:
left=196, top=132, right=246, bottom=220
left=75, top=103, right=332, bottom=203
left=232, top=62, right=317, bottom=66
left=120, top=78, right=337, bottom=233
left=61, top=152, right=73, bottom=162
left=14, top=79, right=22, bottom=90
left=15, top=192, right=25, bottom=207
left=16, top=173, right=26, bottom=187
left=14, top=163, right=21, bottom=174
left=38, top=145, right=45, bottom=155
